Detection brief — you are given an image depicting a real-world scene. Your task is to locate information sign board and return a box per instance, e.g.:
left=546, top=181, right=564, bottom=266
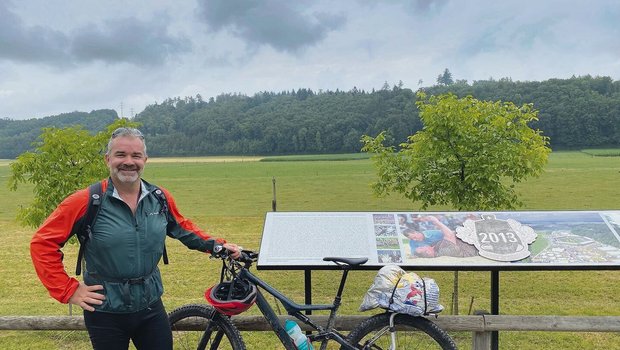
left=257, top=211, right=620, bottom=270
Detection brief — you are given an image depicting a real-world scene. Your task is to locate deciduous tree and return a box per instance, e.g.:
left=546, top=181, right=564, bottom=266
left=362, top=92, right=551, bottom=210
left=9, top=119, right=139, bottom=227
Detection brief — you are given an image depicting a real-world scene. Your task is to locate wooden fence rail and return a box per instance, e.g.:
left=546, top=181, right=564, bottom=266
left=2, top=315, right=619, bottom=350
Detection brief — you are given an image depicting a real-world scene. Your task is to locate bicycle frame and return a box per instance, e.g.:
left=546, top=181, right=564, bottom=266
left=176, top=253, right=453, bottom=349
left=237, top=264, right=359, bottom=350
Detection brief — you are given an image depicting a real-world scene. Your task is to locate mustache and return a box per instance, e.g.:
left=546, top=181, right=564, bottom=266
left=118, top=165, right=139, bottom=171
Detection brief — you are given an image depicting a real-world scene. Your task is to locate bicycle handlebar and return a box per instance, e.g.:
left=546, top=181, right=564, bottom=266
left=212, top=243, right=258, bottom=265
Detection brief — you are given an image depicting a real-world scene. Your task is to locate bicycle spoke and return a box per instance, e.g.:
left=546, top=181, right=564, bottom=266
left=348, top=313, right=456, bottom=350
left=361, top=326, right=390, bottom=350
left=360, top=326, right=446, bottom=349
left=197, top=323, right=214, bottom=350
left=168, top=304, right=244, bottom=350
left=209, top=330, right=226, bottom=350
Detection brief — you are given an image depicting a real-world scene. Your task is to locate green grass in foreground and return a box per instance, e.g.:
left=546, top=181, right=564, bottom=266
left=1, top=151, right=619, bottom=349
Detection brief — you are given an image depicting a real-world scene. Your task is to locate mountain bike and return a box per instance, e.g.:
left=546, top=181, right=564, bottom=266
left=168, top=246, right=457, bottom=349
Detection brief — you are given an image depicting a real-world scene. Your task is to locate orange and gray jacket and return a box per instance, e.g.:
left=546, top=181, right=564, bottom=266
left=30, top=178, right=225, bottom=313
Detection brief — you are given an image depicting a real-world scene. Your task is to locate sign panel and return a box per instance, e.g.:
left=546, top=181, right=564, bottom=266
left=257, top=211, right=620, bottom=270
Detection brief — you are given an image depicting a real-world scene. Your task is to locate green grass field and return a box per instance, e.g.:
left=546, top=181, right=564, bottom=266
left=0, top=151, right=619, bottom=349
left=581, top=149, right=620, bottom=157
left=259, top=153, right=371, bottom=162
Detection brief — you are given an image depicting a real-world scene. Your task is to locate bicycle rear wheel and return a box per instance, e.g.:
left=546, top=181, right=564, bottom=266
left=168, top=304, right=246, bottom=350
left=346, top=312, right=457, bottom=350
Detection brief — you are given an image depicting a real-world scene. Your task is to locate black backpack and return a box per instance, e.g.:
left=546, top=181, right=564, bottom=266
left=74, top=181, right=171, bottom=275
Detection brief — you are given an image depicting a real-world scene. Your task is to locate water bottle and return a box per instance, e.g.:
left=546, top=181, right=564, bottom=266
left=284, top=319, right=314, bottom=350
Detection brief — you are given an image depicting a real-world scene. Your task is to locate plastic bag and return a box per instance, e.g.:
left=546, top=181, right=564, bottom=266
left=359, top=264, right=443, bottom=316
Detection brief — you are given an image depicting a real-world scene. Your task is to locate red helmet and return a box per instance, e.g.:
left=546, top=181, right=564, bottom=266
left=205, top=280, right=257, bottom=316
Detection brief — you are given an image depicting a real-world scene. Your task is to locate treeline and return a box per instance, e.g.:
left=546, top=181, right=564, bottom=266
left=0, top=110, right=117, bottom=159
left=424, top=75, right=620, bottom=149
left=136, top=75, right=620, bottom=156
left=1, top=75, right=619, bottom=158
left=137, top=84, right=419, bottom=156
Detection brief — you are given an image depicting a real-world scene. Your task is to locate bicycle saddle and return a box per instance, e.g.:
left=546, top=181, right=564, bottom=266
left=323, top=257, right=368, bottom=266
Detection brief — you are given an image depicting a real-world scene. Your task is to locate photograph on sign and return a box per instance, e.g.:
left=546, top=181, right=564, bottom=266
left=374, top=211, right=620, bottom=266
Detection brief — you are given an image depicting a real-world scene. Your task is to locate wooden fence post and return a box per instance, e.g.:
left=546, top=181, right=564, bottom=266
left=472, top=330, right=492, bottom=350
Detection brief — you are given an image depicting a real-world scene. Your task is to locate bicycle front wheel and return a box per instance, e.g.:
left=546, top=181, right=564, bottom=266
left=168, top=304, right=246, bottom=350
left=346, top=312, right=457, bottom=350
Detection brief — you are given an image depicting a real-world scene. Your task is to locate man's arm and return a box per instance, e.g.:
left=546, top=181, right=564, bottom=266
left=30, top=190, right=87, bottom=303
left=424, top=216, right=457, bottom=243
left=159, top=187, right=240, bottom=258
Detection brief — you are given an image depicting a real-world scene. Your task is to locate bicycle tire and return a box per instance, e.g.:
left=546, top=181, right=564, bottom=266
left=168, top=304, right=246, bottom=350
left=346, top=312, right=457, bottom=350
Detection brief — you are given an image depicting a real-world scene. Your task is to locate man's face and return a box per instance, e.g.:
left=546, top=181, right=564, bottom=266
left=105, top=136, right=147, bottom=185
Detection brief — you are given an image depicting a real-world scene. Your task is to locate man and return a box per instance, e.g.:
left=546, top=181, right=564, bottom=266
left=30, top=127, right=241, bottom=349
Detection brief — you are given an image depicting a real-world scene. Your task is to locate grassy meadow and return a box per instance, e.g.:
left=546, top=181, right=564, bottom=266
left=0, top=151, right=619, bottom=349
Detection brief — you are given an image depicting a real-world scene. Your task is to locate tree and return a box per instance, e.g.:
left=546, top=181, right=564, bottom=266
left=8, top=119, right=139, bottom=227
left=436, top=68, right=454, bottom=86
left=361, top=92, right=551, bottom=211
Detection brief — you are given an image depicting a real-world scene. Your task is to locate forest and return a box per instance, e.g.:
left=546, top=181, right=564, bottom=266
left=0, top=109, right=118, bottom=159
left=1, top=75, right=619, bottom=158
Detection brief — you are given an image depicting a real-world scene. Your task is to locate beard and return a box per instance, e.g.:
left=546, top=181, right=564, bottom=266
left=111, top=165, right=143, bottom=184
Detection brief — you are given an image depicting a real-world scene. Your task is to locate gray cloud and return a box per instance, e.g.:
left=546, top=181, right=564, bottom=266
left=196, top=0, right=346, bottom=52
left=70, top=17, right=191, bottom=66
left=2, top=0, right=620, bottom=120
left=0, top=1, right=190, bottom=67
left=457, top=18, right=550, bottom=57
left=0, top=2, right=70, bottom=64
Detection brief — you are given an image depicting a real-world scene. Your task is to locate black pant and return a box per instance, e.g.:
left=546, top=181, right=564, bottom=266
left=83, top=298, right=172, bottom=350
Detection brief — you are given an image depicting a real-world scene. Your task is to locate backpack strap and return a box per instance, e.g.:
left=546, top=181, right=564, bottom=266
left=152, top=187, right=170, bottom=265
left=75, top=182, right=103, bottom=275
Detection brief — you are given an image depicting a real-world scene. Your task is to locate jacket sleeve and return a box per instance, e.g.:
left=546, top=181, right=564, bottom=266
left=161, top=187, right=226, bottom=252
left=30, top=189, right=89, bottom=304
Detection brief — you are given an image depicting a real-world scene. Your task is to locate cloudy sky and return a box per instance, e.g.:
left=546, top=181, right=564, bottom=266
left=1, top=0, right=619, bottom=120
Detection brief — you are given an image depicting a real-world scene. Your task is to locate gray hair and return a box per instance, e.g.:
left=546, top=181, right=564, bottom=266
left=106, top=127, right=147, bottom=156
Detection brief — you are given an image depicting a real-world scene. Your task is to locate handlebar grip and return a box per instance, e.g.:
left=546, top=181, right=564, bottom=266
left=213, top=244, right=225, bottom=254
left=211, top=243, right=258, bottom=264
